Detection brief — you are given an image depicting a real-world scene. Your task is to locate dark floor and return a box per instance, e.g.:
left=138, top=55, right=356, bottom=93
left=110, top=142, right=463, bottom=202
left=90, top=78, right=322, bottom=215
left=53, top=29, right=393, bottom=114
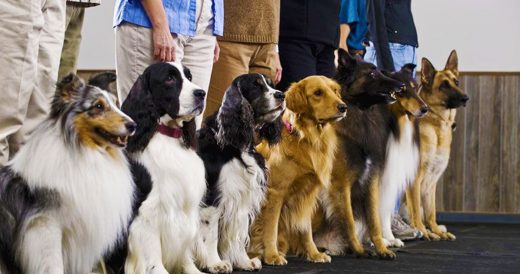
left=237, top=223, right=520, bottom=274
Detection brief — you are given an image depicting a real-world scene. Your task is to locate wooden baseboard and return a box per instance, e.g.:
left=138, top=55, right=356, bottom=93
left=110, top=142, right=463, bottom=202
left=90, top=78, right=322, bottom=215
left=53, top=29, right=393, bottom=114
left=437, top=212, right=520, bottom=224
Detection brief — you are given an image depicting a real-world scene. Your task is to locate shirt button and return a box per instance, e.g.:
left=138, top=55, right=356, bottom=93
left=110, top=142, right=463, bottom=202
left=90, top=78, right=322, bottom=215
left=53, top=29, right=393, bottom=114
left=394, top=30, right=398, bottom=33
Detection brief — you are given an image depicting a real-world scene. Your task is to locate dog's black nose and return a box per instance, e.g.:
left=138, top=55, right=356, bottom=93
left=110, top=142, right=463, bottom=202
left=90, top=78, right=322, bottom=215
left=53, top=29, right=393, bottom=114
left=461, top=95, right=469, bottom=102
left=274, top=92, right=285, bottom=100
left=193, top=89, right=206, bottom=98
left=337, top=103, right=347, bottom=113
left=420, top=106, right=429, bottom=114
left=125, top=122, right=137, bottom=133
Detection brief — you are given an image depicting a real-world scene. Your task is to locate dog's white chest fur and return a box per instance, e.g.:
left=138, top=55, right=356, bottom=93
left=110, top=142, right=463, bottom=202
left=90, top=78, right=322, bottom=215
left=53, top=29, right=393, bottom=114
left=134, top=133, right=206, bottom=269
left=379, top=116, right=420, bottom=244
left=218, top=152, right=266, bottom=216
left=10, top=128, right=134, bottom=273
left=382, top=117, right=419, bottom=191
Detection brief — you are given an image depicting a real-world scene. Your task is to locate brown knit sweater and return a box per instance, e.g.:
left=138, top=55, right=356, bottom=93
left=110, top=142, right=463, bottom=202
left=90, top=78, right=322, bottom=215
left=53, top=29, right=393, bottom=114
left=219, top=0, right=280, bottom=43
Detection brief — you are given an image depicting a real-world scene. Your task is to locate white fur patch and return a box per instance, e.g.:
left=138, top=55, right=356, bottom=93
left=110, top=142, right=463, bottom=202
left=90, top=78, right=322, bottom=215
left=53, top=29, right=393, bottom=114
left=216, top=152, right=266, bottom=269
left=10, top=122, right=134, bottom=274
left=379, top=116, right=419, bottom=243
left=126, top=133, right=206, bottom=273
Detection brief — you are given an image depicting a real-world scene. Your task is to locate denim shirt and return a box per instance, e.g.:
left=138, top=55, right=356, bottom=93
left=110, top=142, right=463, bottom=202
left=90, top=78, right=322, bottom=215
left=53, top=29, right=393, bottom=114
left=114, top=0, right=224, bottom=36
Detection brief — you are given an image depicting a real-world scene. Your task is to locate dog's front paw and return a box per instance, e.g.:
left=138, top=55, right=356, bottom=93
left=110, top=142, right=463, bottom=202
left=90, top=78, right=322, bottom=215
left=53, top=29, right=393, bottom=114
left=377, top=248, right=396, bottom=260
left=306, top=252, right=331, bottom=263
left=264, top=253, right=287, bottom=265
left=436, top=231, right=456, bottom=241
left=238, top=257, right=262, bottom=271
left=208, top=260, right=232, bottom=274
left=388, top=238, right=404, bottom=248
left=149, top=265, right=171, bottom=274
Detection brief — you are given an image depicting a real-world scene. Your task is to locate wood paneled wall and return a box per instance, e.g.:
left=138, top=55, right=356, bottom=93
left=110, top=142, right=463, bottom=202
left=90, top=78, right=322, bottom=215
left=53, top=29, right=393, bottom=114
left=436, top=73, right=520, bottom=214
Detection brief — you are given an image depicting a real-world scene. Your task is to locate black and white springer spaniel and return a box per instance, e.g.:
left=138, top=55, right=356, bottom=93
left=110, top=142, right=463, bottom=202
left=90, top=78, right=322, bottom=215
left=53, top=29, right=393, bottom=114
left=117, top=62, right=231, bottom=274
left=197, top=74, right=285, bottom=271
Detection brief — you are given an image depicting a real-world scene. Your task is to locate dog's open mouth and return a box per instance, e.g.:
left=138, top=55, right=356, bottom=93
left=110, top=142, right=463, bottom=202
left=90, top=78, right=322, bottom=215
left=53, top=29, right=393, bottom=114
left=96, top=128, right=129, bottom=147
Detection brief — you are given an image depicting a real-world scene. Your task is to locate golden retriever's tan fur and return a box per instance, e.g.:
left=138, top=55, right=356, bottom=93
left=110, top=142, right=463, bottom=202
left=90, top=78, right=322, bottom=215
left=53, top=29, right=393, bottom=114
left=405, top=50, right=467, bottom=241
left=249, top=76, right=346, bottom=265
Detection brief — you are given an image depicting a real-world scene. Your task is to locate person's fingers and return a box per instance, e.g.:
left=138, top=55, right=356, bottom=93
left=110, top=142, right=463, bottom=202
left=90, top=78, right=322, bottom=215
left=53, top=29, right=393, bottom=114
left=159, top=44, right=166, bottom=61
left=275, top=70, right=282, bottom=84
left=164, top=46, right=172, bottom=62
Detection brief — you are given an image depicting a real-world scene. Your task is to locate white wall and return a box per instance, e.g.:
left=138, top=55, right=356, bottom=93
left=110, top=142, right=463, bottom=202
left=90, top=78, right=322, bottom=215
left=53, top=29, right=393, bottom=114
left=78, top=0, right=520, bottom=71
left=412, top=0, right=520, bottom=71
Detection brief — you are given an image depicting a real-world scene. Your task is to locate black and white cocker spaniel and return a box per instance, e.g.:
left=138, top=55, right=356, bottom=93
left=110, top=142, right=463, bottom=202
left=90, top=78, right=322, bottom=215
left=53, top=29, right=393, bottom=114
left=115, top=62, right=231, bottom=274
left=197, top=73, right=285, bottom=271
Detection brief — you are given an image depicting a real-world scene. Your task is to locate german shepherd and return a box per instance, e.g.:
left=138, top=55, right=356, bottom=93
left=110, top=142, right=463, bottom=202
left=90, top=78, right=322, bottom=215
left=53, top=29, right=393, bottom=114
left=314, top=49, right=404, bottom=259
left=405, top=50, right=468, bottom=241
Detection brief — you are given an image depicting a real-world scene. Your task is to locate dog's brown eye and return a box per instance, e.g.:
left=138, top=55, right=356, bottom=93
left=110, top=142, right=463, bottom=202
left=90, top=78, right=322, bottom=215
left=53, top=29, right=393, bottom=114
left=95, top=103, right=104, bottom=110
left=454, top=79, right=460, bottom=86
left=441, top=80, right=450, bottom=90
left=166, top=75, right=176, bottom=84
left=314, top=90, right=323, bottom=96
left=370, top=71, right=376, bottom=78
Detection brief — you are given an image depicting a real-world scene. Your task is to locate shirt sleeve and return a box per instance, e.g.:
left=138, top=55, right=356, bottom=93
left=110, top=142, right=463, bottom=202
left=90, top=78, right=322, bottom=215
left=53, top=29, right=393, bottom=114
left=339, top=0, right=360, bottom=24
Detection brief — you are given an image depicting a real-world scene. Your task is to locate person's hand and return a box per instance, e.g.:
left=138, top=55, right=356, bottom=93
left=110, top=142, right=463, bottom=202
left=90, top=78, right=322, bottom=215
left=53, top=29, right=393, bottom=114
left=152, top=25, right=175, bottom=62
left=213, top=42, right=220, bottom=63
left=274, top=53, right=282, bottom=84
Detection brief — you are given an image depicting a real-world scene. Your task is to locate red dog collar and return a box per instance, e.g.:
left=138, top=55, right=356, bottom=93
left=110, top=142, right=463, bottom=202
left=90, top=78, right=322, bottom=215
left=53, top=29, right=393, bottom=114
left=283, top=119, right=294, bottom=134
left=158, top=124, right=183, bottom=139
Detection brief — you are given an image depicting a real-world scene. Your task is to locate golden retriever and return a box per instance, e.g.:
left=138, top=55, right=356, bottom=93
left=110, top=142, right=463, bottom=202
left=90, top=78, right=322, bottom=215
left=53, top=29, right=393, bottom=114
left=249, top=76, right=346, bottom=265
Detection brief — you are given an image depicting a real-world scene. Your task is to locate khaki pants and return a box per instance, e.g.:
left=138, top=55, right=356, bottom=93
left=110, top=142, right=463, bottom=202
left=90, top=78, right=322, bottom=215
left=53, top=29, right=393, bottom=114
left=205, top=41, right=277, bottom=117
left=0, top=0, right=66, bottom=165
left=58, top=5, right=85, bottom=80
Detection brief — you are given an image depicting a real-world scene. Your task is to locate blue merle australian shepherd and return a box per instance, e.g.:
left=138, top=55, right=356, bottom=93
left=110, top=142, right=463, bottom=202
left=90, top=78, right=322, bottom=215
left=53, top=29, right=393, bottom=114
left=197, top=74, right=285, bottom=271
left=0, top=73, right=136, bottom=274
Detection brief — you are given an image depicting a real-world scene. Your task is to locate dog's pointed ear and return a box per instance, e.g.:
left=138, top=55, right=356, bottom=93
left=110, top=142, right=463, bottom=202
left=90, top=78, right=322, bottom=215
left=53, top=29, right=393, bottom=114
left=122, top=68, right=159, bottom=153
left=257, top=115, right=283, bottom=146
left=401, top=63, right=417, bottom=77
left=88, top=71, right=117, bottom=92
left=216, top=79, right=254, bottom=150
left=421, top=58, right=436, bottom=87
left=337, top=48, right=357, bottom=70
left=56, top=73, right=85, bottom=104
left=444, top=50, right=459, bottom=76
left=285, top=81, right=308, bottom=114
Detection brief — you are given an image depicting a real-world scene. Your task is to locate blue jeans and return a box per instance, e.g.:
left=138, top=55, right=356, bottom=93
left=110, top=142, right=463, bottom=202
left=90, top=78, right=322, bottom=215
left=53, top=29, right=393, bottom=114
left=364, top=42, right=417, bottom=77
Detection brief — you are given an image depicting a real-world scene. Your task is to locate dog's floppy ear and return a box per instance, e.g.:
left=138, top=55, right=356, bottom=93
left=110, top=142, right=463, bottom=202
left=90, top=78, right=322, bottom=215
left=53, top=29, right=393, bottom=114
left=444, top=50, right=459, bottom=77
left=216, top=79, right=254, bottom=150
left=182, top=119, right=198, bottom=150
left=257, top=115, right=283, bottom=146
left=285, top=81, right=308, bottom=114
left=421, top=58, right=436, bottom=88
left=401, top=63, right=417, bottom=77
left=122, top=69, right=159, bottom=153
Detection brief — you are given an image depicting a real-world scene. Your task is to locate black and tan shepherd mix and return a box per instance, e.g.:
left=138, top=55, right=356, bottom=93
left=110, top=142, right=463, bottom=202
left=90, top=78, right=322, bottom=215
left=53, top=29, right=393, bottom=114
left=405, top=50, right=468, bottom=241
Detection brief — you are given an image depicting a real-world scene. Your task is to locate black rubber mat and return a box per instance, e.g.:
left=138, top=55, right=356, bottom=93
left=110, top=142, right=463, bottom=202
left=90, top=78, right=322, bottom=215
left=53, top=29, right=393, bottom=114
left=237, top=223, right=520, bottom=274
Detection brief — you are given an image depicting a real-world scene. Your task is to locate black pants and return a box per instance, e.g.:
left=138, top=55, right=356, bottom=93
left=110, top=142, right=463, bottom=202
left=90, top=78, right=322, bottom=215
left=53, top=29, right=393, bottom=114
left=277, top=40, right=336, bottom=92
